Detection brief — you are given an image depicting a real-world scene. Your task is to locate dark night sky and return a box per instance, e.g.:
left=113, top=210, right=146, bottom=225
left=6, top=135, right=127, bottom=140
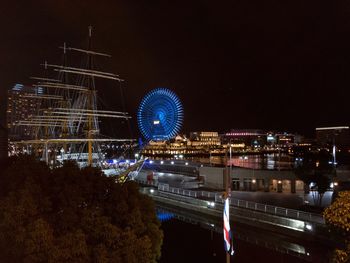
left=0, top=1, right=349, bottom=138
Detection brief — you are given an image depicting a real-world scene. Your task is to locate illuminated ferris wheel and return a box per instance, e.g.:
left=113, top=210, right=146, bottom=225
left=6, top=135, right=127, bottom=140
left=137, top=88, right=184, bottom=141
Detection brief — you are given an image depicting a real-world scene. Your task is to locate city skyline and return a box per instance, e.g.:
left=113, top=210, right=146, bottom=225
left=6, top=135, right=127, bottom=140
left=0, top=1, right=348, bottom=138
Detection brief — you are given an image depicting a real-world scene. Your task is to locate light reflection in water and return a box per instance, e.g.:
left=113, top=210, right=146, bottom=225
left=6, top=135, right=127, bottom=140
left=157, top=206, right=330, bottom=263
left=157, top=210, right=174, bottom=222
left=198, top=154, right=296, bottom=170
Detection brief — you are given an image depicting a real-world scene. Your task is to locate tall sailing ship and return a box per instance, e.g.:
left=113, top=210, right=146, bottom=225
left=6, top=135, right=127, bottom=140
left=8, top=27, right=142, bottom=177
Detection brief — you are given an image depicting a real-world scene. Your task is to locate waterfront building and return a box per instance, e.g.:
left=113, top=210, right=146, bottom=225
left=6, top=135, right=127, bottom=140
left=223, top=129, right=267, bottom=148
left=199, top=165, right=304, bottom=193
left=7, top=84, right=43, bottom=140
left=223, top=129, right=300, bottom=149
left=189, top=131, right=221, bottom=147
left=275, top=132, right=295, bottom=147
left=316, top=126, right=350, bottom=150
left=142, top=129, right=307, bottom=157
left=142, top=132, right=223, bottom=157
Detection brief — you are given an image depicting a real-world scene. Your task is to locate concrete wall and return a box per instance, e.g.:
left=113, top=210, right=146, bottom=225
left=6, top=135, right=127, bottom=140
left=199, top=166, right=225, bottom=189
left=231, top=167, right=297, bottom=180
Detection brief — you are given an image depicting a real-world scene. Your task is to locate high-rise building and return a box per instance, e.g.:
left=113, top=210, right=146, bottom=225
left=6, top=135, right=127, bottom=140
left=316, top=126, right=350, bottom=150
left=7, top=84, right=43, bottom=140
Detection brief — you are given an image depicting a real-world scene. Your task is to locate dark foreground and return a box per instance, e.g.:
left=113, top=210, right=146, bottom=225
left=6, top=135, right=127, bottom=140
left=159, top=217, right=330, bottom=263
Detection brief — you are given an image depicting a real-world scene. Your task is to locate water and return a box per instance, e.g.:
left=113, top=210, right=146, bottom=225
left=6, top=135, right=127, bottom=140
left=158, top=207, right=331, bottom=263
left=191, top=153, right=295, bottom=170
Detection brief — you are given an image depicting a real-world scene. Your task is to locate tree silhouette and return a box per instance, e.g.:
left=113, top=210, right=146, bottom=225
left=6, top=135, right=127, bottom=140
left=0, top=155, right=163, bottom=262
left=324, top=191, right=350, bottom=263
left=294, top=150, right=331, bottom=206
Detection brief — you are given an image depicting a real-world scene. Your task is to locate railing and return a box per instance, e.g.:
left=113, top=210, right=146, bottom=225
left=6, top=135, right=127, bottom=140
left=156, top=184, right=324, bottom=224
left=158, top=183, right=198, bottom=198
left=216, top=194, right=324, bottom=224
left=134, top=178, right=159, bottom=187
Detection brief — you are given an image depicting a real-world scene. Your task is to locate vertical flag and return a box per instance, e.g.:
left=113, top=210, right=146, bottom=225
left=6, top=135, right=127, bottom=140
left=223, top=197, right=231, bottom=253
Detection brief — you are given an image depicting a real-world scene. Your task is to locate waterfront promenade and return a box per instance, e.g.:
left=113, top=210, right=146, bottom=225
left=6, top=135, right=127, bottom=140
left=137, top=170, right=333, bottom=209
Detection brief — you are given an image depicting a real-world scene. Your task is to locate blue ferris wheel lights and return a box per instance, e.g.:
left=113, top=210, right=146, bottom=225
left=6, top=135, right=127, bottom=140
left=137, top=88, right=184, bottom=141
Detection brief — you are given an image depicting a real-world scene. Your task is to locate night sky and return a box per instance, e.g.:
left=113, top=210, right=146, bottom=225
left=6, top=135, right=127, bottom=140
left=0, top=1, right=349, bottom=138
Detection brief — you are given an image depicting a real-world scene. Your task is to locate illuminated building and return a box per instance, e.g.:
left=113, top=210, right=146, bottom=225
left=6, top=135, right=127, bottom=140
left=266, top=132, right=277, bottom=145
left=223, top=129, right=266, bottom=148
left=223, top=129, right=299, bottom=149
left=316, top=126, right=350, bottom=150
left=275, top=132, right=295, bottom=147
left=189, top=132, right=221, bottom=147
left=142, top=129, right=303, bottom=157
left=7, top=84, right=43, bottom=140
left=142, top=132, right=223, bottom=157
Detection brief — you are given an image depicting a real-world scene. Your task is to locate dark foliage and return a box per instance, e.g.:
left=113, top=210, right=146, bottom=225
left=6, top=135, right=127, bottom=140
left=294, top=150, right=332, bottom=206
left=0, top=155, right=163, bottom=262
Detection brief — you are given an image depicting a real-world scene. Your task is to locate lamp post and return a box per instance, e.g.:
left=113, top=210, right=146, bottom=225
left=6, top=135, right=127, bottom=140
left=229, top=143, right=232, bottom=176
left=332, top=135, right=337, bottom=191
left=224, top=142, right=232, bottom=263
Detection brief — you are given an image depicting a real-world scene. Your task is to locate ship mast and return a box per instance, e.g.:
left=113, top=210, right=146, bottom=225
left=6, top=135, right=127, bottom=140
left=87, top=25, right=94, bottom=166
left=10, top=26, right=134, bottom=167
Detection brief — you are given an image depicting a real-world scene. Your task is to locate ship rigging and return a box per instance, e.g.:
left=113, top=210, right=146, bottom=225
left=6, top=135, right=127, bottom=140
left=10, top=27, right=136, bottom=170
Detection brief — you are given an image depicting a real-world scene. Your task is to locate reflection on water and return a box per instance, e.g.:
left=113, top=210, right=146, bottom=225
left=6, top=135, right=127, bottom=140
left=158, top=205, right=331, bottom=263
left=157, top=210, right=174, bottom=222
left=191, top=153, right=296, bottom=170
